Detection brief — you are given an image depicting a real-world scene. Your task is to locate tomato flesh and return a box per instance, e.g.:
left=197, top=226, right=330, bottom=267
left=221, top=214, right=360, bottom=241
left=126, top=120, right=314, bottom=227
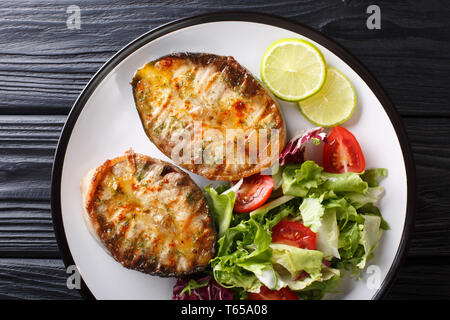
left=248, top=286, right=298, bottom=300
left=271, top=220, right=317, bottom=250
left=234, top=174, right=274, bottom=213
left=323, top=126, right=365, bottom=173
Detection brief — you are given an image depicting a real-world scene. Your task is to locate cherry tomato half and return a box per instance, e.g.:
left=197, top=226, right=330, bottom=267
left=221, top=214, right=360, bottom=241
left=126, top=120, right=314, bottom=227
left=271, top=220, right=317, bottom=250
left=248, top=286, right=298, bottom=300
left=323, top=126, right=365, bottom=173
left=233, top=174, right=274, bottom=213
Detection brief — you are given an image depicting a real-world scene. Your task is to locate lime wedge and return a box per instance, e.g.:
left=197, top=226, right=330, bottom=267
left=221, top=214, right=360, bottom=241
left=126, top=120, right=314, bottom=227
left=261, top=38, right=326, bottom=101
left=297, top=68, right=356, bottom=127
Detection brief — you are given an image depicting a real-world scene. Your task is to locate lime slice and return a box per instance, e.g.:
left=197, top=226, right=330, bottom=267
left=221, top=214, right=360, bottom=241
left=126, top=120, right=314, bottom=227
left=261, top=38, right=326, bottom=101
left=297, top=68, right=356, bottom=127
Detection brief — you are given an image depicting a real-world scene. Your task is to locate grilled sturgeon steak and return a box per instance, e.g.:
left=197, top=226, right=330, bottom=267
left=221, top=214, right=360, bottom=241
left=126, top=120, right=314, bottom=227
left=80, top=150, right=216, bottom=277
left=132, top=53, right=286, bottom=181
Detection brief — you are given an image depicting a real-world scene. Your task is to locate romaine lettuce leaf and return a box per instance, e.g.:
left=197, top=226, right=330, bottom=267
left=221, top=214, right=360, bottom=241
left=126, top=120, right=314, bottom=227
left=357, top=215, right=383, bottom=269
left=204, top=185, right=236, bottom=237
left=316, top=210, right=340, bottom=259
left=299, top=197, right=325, bottom=232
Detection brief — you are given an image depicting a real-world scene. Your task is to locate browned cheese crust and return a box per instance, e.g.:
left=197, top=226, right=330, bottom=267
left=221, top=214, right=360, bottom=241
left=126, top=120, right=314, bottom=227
left=132, top=53, right=286, bottom=181
left=81, top=150, right=216, bottom=277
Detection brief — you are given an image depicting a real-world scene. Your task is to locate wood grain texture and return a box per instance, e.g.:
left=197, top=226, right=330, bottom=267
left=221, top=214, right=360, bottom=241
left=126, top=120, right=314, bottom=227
left=384, top=260, right=450, bottom=300
left=0, top=0, right=448, bottom=115
left=0, top=0, right=448, bottom=299
left=0, top=258, right=81, bottom=299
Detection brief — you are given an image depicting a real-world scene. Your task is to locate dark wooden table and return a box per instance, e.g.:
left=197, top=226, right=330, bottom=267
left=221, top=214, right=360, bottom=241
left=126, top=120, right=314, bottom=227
left=0, top=0, right=449, bottom=300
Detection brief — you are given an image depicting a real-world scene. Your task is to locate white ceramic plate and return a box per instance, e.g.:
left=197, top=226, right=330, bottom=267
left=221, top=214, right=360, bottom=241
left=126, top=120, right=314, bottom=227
left=51, top=12, right=415, bottom=300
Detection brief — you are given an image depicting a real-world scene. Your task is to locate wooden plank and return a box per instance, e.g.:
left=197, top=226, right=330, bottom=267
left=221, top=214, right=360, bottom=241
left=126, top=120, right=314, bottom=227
left=0, top=257, right=447, bottom=299
left=385, top=260, right=450, bottom=300
left=0, top=201, right=59, bottom=257
left=0, top=115, right=448, bottom=258
left=0, top=1, right=448, bottom=115
left=0, top=258, right=81, bottom=299
left=0, top=116, right=63, bottom=257
left=0, top=115, right=64, bottom=201
left=405, top=117, right=450, bottom=257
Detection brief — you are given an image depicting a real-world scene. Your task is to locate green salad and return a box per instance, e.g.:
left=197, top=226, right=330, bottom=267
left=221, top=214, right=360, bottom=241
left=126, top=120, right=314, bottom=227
left=204, top=160, right=387, bottom=300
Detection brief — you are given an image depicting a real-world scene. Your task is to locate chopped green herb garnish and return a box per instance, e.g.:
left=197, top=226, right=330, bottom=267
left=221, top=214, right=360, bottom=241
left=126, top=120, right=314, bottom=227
left=186, top=191, right=196, bottom=204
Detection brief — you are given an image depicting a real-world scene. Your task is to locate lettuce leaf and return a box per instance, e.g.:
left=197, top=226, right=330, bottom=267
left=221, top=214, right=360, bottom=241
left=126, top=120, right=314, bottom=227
left=282, top=161, right=370, bottom=196
left=323, top=197, right=362, bottom=228
left=322, top=172, right=368, bottom=193
left=358, top=203, right=390, bottom=230
left=295, top=267, right=341, bottom=300
left=205, top=185, right=236, bottom=237
left=282, top=161, right=325, bottom=197
left=356, top=215, right=383, bottom=269
left=270, top=243, right=323, bottom=279
left=269, top=243, right=324, bottom=291
left=249, top=195, right=295, bottom=218
left=344, top=186, right=384, bottom=209
left=361, top=168, right=388, bottom=187
left=316, top=210, right=340, bottom=259
left=299, top=197, right=325, bottom=232
left=335, top=221, right=364, bottom=273
left=211, top=218, right=272, bottom=292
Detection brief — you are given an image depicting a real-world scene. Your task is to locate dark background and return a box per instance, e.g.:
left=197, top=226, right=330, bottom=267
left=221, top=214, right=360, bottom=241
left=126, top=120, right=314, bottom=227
left=0, top=0, right=449, bottom=299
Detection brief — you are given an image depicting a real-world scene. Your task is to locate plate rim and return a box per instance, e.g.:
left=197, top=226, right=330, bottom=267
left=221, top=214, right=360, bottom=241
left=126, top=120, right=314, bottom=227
left=51, top=11, right=416, bottom=300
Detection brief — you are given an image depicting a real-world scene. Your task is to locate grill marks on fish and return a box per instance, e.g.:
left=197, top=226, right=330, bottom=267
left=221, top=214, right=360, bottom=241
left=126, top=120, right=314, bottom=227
left=81, top=150, right=216, bottom=276
left=132, top=53, right=286, bottom=181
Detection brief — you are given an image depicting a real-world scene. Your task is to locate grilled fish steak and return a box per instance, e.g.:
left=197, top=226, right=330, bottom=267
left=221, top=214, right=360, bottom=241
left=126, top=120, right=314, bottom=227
left=132, top=53, right=286, bottom=181
left=80, top=150, right=216, bottom=277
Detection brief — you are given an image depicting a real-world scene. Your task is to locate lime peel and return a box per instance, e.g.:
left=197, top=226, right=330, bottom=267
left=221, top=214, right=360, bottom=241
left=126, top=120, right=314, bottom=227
left=260, top=38, right=327, bottom=101
left=297, top=67, right=357, bottom=127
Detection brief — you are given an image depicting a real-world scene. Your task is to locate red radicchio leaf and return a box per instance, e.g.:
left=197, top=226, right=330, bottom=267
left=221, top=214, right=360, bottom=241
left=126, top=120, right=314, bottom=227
left=294, top=271, right=309, bottom=281
left=322, top=260, right=331, bottom=267
left=172, top=275, right=233, bottom=300
left=279, top=127, right=327, bottom=166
